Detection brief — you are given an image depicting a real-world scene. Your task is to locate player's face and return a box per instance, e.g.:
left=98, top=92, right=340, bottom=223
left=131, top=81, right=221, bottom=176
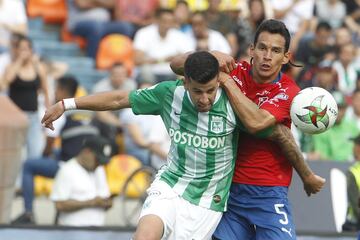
left=184, top=76, right=219, bottom=112
left=250, top=31, right=289, bottom=83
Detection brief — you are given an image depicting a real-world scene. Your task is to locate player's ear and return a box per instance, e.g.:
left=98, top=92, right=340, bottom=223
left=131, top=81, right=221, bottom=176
left=183, top=76, right=190, bottom=90
left=282, top=51, right=290, bottom=65
left=249, top=44, right=255, bottom=58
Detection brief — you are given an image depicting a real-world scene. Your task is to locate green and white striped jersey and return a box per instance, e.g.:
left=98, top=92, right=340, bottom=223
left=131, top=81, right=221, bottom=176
left=129, top=80, right=242, bottom=212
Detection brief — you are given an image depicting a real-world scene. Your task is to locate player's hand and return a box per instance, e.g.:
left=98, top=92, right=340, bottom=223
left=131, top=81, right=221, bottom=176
left=210, top=51, right=236, bottom=73
left=218, top=72, right=234, bottom=86
left=41, top=101, right=65, bottom=130
left=303, top=174, right=326, bottom=197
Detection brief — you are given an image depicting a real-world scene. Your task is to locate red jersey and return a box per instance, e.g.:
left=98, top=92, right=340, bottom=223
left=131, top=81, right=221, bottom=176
left=230, top=61, right=300, bottom=186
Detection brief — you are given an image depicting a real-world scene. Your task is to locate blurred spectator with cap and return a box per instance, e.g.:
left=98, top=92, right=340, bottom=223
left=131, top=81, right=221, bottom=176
left=307, top=91, right=359, bottom=161
left=342, top=134, right=360, bottom=231
left=50, top=135, right=113, bottom=226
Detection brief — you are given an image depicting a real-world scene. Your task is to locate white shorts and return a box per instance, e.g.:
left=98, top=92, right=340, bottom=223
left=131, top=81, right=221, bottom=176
left=139, top=179, right=222, bottom=240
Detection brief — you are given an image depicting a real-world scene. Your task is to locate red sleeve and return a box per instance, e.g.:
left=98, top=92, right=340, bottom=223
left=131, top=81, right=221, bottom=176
left=260, top=79, right=300, bottom=124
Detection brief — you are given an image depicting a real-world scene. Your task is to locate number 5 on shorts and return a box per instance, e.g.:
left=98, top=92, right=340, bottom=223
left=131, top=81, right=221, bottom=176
left=274, top=203, right=288, bottom=225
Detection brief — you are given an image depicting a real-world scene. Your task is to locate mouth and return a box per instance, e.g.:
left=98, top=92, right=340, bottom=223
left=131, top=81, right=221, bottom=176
left=260, top=63, right=271, bottom=71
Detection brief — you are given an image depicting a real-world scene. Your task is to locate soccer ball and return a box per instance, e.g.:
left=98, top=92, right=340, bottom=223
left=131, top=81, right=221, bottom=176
left=290, top=87, right=338, bottom=134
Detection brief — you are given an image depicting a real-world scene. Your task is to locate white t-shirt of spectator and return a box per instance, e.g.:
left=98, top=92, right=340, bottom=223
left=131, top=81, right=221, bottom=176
left=332, top=60, right=357, bottom=96
left=51, top=159, right=110, bottom=226
left=0, top=0, right=27, bottom=48
left=315, top=0, right=346, bottom=29
left=187, top=29, right=232, bottom=54
left=270, top=0, right=314, bottom=35
left=134, top=24, right=194, bottom=75
left=147, top=117, right=171, bottom=170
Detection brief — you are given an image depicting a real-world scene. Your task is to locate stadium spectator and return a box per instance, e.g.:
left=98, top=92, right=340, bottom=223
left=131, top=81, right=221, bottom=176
left=120, top=81, right=169, bottom=166
left=11, top=76, right=99, bottom=224
left=204, top=0, right=234, bottom=36
left=270, top=0, right=315, bottom=52
left=91, top=63, right=136, bottom=151
left=307, top=91, right=359, bottom=161
left=133, top=8, right=193, bottom=83
left=187, top=11, right=231, bottom=54
left=51, top=136, right=112, bottom=226
left=227, top=0, right=270, bottom=60
left=314, top=0, right=346, bottom=29
left=3, top=35, right=49, bottom=159
left=343, top=134, right=360, bottom=232
left=334, top=26, right=354, bottom=53
left=174, top=0, right=192, bottom=34
left=0, top=33, right=23, bottom=92
left=0, top=0, right=27, bottom=52
left=67, top=0, right=134, bottom=58
left=343, top=0, right=360, bottom=45
left=345, top=89, right=360, bottom=130
left=332, top=43, right=359, bottom=96
left=295, top=21, right=335, bottom=86
left=114, top=0, right=159, bottom=32
left=42, top=50, right=323, bottom=239
left=312, top=65, right=338, bottom=92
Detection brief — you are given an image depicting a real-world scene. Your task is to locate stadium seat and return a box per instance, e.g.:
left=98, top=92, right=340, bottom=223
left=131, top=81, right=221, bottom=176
left=27, top=0, right=67, bottom=24
left=61, top=23, right=87, bottom=49
left=96, top=34, right=134, bottom=73
left=34, top=176, right=53, bottom=196
left=105, top=154, right=147, bottom=197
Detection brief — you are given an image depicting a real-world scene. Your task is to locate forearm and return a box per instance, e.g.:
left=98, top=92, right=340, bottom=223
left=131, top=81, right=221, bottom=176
left=170, top=52, right=192, bottom=76
left=95, top=111, right=122, bottom=128
left=55, top=199, right=96, bottom=212
left=269, top=124, right=313, bottom=181
left=222, top=79, right=275, bottom=133
left=74, top=90, right=131, bottom=111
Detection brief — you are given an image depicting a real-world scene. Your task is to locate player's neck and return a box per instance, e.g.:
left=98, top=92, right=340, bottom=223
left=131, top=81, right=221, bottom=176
left=252, top=70, right=282, bottom=84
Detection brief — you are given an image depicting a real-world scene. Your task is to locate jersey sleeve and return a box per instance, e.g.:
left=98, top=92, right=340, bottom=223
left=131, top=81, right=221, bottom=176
left=260, top=82, right=300, bottom=123
left=129, top=80, right=178, bottom=115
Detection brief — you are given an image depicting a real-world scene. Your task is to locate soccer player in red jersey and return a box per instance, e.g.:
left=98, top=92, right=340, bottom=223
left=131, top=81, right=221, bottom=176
left=171, top=19, right=326, bottom=240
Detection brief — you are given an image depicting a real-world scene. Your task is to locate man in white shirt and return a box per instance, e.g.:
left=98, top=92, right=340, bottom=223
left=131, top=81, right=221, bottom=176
left=51, top=136, right=113, bottom=226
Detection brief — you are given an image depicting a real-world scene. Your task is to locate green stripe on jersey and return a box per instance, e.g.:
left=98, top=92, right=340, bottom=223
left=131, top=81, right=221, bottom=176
left=129, top=80, right=240, bottom=212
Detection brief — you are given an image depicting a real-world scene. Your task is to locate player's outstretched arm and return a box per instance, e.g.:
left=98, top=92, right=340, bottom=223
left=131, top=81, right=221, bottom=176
left=41, top=90, right=131, bottom=130
left=269, top=124, right=326, bottom=196
left=170, top=51, right=236, bottom=76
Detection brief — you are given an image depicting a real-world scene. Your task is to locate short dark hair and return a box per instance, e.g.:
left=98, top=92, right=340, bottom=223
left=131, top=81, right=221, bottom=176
left=155, top=8, right=173, bottom=18
left=15, top=35, right=33, bottom=49
left=58, top=75, right=78, bottom=97
left=254, top=19, right=291, bottom=52
left=184, top=51, right=219, bottom=84
left=316, top=21, right=332, bottom=32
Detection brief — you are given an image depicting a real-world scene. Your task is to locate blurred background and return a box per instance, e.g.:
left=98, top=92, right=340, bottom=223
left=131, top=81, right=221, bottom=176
left=1, top=0, right=360, bottom=239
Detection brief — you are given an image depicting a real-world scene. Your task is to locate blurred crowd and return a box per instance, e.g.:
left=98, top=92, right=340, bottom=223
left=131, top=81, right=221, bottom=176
left=2, top=0, right=360, bottom=229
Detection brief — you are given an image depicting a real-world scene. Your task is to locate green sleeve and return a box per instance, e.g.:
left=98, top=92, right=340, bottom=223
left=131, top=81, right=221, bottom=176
left=129, top=80, right=179, bottom=115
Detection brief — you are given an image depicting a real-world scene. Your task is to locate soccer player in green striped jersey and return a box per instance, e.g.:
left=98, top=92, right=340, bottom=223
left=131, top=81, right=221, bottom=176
left=42, top=51, right=313, bottom=239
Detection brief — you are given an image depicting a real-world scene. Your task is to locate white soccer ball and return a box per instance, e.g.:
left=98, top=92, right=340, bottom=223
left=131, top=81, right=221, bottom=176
left=290, top=87, right=338, bottom=134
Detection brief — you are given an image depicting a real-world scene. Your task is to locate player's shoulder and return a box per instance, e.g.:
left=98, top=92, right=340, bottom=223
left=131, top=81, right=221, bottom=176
left=279, top=73, right=300, bottom=92
left=235, top=60, right=251, bottom=71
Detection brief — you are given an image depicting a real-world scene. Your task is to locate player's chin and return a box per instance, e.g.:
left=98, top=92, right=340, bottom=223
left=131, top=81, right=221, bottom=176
left=197, top=105, right=211, bottom=112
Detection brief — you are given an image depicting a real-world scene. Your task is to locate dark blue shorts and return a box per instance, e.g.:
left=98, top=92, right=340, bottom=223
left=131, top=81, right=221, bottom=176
left=213, top=183, right=296, bottom=240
